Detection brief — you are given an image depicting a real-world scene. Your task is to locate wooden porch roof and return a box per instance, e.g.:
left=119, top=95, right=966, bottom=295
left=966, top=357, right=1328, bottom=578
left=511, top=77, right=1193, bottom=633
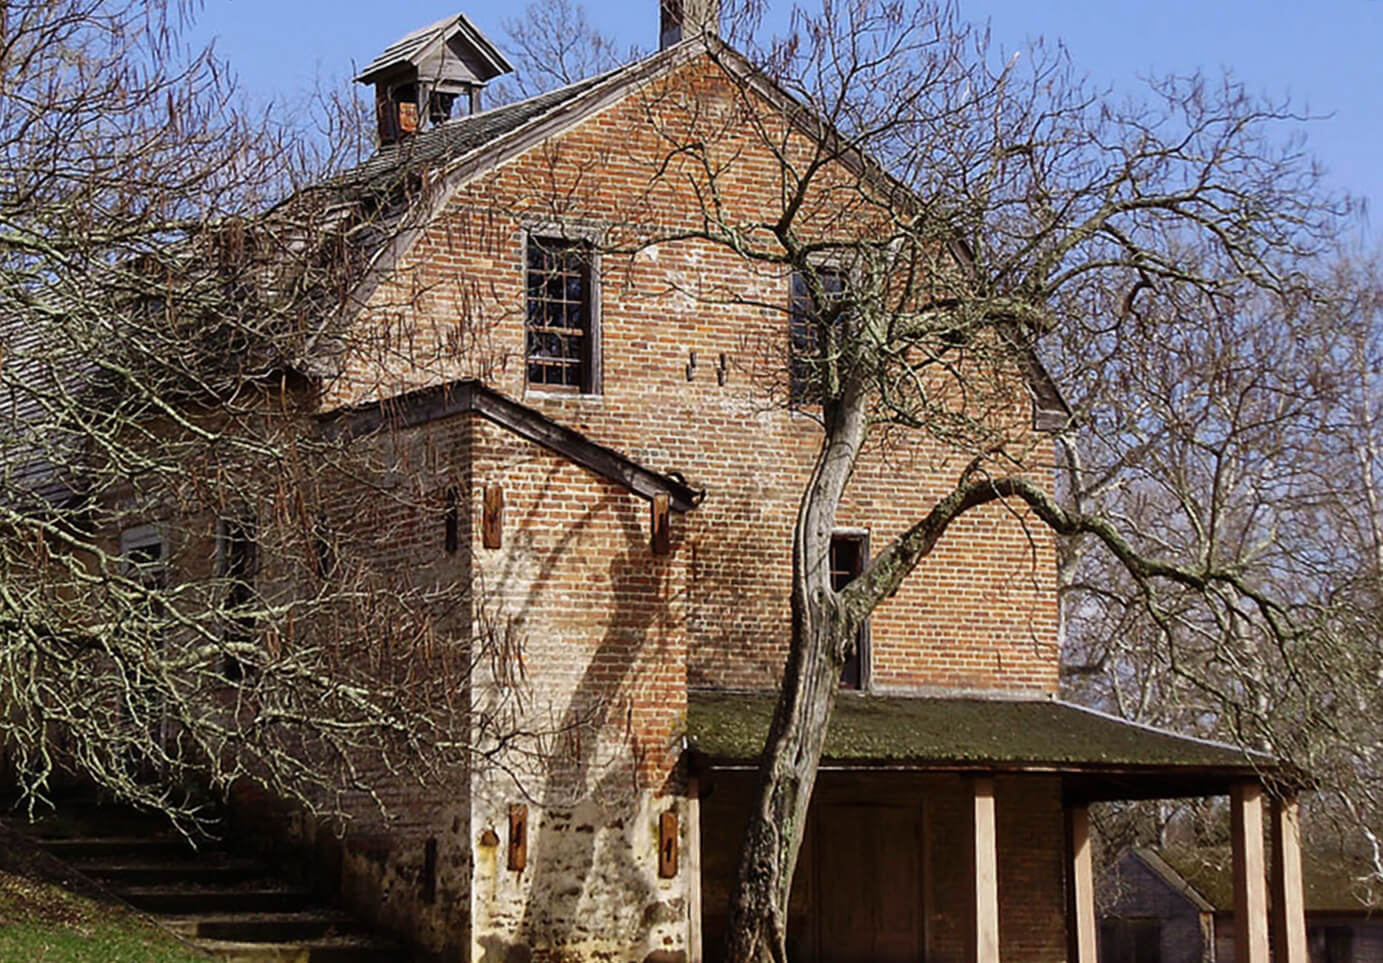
left=687, top=689, right=1279, bottom=802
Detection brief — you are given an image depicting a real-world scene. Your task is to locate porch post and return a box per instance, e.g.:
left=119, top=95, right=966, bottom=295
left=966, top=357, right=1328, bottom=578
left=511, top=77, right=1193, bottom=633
left=1067, top=804, right=1098, bottom=963
left=1270, top=794, right=1308, bottom=963
left=1231, top=781, right=1270, bottom=963
left=968, top=775, right=1000, bottom=963
left=687, top=776, right=703, bottom=963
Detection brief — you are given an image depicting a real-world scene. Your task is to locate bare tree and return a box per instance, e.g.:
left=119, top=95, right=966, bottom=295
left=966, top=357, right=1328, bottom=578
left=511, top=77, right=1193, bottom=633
left=575, top=2, right=1353, bottom=958
left=491, top=0, right=632, bottom=101
left=1057, top=250, right=1383, bottom=878
left=0, top=0, right=545, bottom=832
left=5, top=0, right=1373, bottom=957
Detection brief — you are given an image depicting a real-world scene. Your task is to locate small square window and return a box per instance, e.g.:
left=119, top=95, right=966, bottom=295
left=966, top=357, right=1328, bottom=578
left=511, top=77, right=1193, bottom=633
left=830, top=531, right=869, bottom=689
left=789, top=267, right=846, bottom=403
left=526, top=236, right=597, bottom=392
left=120, top=526, right=164, bottom=574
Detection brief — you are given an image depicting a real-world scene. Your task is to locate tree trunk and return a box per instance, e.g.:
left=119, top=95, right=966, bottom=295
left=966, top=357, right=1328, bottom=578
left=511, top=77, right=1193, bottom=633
left=725, top=394, right=864, bottom=963
left=723, top=616, right=852, bottom=962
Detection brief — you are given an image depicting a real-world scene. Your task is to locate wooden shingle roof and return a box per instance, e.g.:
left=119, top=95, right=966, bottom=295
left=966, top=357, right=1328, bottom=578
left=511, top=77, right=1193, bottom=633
left=353, top=12, right=512, bottom=86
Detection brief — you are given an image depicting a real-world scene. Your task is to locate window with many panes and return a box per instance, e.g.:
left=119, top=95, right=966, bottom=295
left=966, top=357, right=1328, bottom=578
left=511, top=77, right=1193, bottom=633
left=830, top=531, right=869, bottom=689
left=526, top=236, right=597, bottom=392
left=789, top=266, right=846, bottom=403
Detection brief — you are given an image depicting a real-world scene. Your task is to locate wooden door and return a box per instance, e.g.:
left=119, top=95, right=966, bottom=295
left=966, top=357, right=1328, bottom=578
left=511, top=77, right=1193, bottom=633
left=815, top=803, right=925, bottom=962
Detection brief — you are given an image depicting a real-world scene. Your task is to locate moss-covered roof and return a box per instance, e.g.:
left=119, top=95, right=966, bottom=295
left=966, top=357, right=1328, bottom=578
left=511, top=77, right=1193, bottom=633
left=687, top=690, right=1269, bottom=773
left=1154, top=847, right=1381, bottom=913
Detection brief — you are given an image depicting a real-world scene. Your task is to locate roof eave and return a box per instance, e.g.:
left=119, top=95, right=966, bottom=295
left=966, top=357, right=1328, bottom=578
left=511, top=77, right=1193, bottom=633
left=319, top=378, right=703, bottom=512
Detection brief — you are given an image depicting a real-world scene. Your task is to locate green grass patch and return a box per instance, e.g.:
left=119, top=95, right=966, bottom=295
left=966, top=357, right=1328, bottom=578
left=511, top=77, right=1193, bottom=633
left=0, top=870, right=205, bottom=962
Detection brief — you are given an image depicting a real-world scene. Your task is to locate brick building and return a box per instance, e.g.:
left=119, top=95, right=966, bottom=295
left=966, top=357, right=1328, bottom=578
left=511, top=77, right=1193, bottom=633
left=170, top=8, right=1314, bottom=963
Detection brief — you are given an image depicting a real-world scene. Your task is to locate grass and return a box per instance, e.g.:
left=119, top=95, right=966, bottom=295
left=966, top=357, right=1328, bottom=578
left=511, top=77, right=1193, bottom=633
left=0, top=870, right=206, bottom=962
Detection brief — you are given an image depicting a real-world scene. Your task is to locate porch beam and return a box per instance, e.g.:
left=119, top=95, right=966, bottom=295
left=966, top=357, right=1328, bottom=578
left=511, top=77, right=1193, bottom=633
left=1270, top=794, right=1308, bottom=963
left=1067, top=805, right=1097, bottom=963
left=968, top=775, right=1000, bottom=963
left=1231, top=780, right=1269, bottom=963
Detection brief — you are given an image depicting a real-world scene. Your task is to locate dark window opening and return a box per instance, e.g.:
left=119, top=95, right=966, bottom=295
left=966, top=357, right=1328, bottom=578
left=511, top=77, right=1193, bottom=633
left=526, top=236, right=595, bottom=391
left=1099, top=918, right=1161, bottom=963
left=428, top=91, right=457, bottom=125
left=1309, top=925, right=1354, bottom=963
left=422, top=837, right=439, bottom=904
left=444, top=487, right=460, bottom=555
left=123, top=537, right=164, bottom=578
left=830, top=532, right=868, bottom=689
left=118, top=529, right=168, bottom=770
left=218, top=515, right=257, bottom=682
left=376, top=83, right=419, bottom=143
left=393, top=83, right=418, bottom=133
left=120, top=529, right=167, bottom=628
left=313, top=513, right=336, bottom=580
left=789, top=267, right=847, bottom=403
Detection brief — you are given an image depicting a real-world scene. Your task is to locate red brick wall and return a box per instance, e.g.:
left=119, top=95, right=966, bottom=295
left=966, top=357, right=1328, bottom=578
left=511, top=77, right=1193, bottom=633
left=464, top=416, right=694, bottom=959
left=467, top=414, right=688, bottom=795
left=327, top=50, right=1061, bottom=704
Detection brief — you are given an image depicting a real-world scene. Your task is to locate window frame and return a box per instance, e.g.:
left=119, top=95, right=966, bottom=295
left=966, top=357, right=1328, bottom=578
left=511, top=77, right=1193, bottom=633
left=524, top=230, right=602, bottom=395
left=119, top=525, right=166, bottom=587
left=830, top=528, right=871, bottom=690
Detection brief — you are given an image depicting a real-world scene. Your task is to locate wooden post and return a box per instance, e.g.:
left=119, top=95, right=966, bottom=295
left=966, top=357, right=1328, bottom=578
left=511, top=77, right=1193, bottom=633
left=507, top=803, right=527, bottom=871
left=651, top=493, right=671, bottom=555
left=1067, top=804, right=1097, bottom=963
left=1231, top=781, right=1269, bottom=963
left=1271, top=794, right=1309, bottom=963
left=659, top=810, right=679, bottom=878
left=687, top=777, right=703, bottom=963
left=968, top=775, right=1000, bottom=963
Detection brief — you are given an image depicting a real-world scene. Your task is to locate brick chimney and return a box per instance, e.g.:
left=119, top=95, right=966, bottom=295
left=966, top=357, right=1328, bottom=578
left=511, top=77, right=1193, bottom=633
left=355, top=13, right=514, bottom=146
left=660, top=0, right=720, bottom=49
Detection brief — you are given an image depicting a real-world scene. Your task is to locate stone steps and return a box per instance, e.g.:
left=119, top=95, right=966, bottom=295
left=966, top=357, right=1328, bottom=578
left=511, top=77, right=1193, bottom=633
left=194, top=934, right=406, bottom=963
left=120, top=882, right=318, bottom=915
left=21, top=799, right=410, bottom=962
left=162, top=909, right=368, bottom=943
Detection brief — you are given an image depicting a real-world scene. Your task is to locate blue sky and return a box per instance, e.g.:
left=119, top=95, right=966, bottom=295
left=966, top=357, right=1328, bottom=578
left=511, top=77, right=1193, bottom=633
left=188, top=0, right=1383, bottom=236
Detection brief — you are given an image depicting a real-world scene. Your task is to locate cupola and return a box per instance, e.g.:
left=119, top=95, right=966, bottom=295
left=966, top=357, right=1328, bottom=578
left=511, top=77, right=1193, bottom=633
left=355, top=13, right=514, bottom=145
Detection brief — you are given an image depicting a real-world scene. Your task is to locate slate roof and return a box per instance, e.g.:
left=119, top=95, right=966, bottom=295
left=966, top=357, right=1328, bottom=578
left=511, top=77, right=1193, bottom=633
left=687, top=690, right=1268, bottom=778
